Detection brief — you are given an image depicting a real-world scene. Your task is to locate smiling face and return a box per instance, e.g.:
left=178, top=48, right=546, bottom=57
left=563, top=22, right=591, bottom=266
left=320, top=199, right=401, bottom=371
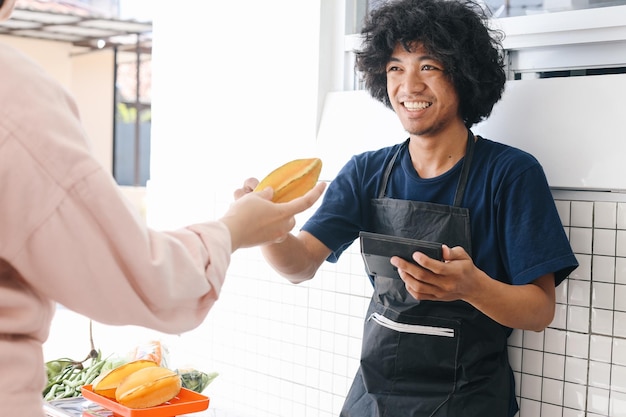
left=386, top=42, right=464, bottom=139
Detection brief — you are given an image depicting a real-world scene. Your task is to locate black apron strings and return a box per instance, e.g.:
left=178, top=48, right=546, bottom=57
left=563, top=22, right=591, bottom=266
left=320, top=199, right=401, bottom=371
left=379, top=131, right=476, bottom=207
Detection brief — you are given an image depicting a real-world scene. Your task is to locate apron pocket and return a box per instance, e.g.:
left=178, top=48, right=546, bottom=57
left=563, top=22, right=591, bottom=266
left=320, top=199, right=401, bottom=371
left=362, top=311, right=460, bottom=399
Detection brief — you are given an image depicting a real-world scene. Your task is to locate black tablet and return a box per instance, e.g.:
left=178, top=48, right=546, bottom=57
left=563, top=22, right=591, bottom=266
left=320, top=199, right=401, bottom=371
left=359, top=231, right=443, bottom=279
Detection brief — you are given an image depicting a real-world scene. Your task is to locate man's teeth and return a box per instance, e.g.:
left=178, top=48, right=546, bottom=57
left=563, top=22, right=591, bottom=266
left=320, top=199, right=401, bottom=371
left=404, top=101, right=431, bottom=110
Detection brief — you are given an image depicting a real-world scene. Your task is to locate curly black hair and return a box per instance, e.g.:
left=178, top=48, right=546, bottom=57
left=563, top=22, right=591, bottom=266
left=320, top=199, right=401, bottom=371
left=355, top=0, right=506, bottom=128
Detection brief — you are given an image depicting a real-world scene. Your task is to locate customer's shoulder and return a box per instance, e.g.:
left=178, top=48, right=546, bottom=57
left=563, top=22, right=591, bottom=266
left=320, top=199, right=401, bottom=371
left=0, top=43, right=46, bottom=84
left=0, top=42, right=75, bottom=119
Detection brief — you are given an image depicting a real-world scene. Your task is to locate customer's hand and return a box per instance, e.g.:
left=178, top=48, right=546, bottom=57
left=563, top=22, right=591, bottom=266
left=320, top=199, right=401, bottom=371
left=221, top=181, right=326, bottom=251
left=233, top=177, right=261, bottom=199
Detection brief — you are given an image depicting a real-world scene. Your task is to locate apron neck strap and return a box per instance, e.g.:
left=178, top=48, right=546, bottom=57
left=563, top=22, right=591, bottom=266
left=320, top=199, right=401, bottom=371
left=453, top=130, right=475, bottom=207
left=377, top=139, right=408, bottom=199
left=378, top=131, right=476, bottom=207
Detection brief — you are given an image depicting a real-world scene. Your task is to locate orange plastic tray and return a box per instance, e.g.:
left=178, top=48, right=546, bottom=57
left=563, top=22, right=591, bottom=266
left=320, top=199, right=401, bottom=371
left=81, top=384, right=209, bottom=417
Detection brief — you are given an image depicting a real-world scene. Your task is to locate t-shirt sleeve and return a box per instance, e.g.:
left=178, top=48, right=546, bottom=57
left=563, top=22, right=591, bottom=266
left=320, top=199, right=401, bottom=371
left=496, top=162, right=578, bottom=286
left=302, top=156, right=365, bottom=262
left=301, top=147, right=395, bottom=263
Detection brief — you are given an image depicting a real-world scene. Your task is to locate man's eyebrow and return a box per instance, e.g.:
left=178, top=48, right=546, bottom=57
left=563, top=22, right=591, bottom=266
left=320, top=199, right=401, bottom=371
left=414, top=52, right=438, bottom=61
left=387, top=54, right=438, bottom=63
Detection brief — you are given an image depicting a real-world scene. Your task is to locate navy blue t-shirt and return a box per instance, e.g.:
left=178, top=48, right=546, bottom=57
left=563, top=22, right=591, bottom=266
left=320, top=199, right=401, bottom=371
left=303, top=136, right=578, bottom=287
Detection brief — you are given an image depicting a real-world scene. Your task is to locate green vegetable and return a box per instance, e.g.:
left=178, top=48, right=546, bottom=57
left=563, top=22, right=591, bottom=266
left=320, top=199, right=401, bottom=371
left=100, top=355, right=129, bottom=373
left=176, top=368, right=218, bottom=393
left=43, top=350, right=107, bottom=400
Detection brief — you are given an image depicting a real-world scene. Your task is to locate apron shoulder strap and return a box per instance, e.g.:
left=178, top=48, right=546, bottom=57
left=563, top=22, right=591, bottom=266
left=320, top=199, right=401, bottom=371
left=378, top=139, right=409, bottom=199
left=379, top=133, right=475, bottom=206
left=453, top=130, right=476, bottom=207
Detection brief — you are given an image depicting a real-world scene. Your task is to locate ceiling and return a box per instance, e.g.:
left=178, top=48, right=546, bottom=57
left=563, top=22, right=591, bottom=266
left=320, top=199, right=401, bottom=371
left=0, top=5, right=152, bottom=54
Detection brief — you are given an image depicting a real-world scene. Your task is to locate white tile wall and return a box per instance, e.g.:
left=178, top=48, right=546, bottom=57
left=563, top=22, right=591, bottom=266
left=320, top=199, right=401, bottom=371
left=42, top=191, right=626, bottom=417
left=512, top=194, right=626, bottom=417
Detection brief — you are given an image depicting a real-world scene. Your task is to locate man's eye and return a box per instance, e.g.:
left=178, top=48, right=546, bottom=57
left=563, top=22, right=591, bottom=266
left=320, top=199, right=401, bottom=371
left=387, top=66, right=400, bottom=72
left=422, top=64, right=438, bottom=71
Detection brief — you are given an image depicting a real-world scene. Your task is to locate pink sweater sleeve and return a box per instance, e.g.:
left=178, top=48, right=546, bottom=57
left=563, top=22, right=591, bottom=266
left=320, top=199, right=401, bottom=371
left=10, top=145, right=233, bottom=335
left=0, top=42, right=232, bottom=335
left=0, top=42, right=234, bottom=416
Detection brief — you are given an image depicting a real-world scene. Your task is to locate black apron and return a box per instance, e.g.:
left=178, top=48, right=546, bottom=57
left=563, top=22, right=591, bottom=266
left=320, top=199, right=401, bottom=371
left=341, top=132, right=512, bottom=417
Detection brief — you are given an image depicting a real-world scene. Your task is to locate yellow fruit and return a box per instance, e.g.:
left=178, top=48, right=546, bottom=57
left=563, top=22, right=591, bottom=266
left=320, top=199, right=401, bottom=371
left=115, top=366, right=182, bottom=409
left=254, top=158, right=322, bottom=203
left=92, top=359, right=158, bottom=399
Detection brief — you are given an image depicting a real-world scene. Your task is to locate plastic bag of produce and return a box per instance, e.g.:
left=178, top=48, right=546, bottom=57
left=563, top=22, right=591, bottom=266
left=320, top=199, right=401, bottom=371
left=176, top=368, right=219, bottom=393
left=131, top=340, right=168, bottom=367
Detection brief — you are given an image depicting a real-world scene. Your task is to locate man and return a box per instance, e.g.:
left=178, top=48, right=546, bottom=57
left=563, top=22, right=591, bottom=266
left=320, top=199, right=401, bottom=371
left=238, top=0, right=578, bottom=415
